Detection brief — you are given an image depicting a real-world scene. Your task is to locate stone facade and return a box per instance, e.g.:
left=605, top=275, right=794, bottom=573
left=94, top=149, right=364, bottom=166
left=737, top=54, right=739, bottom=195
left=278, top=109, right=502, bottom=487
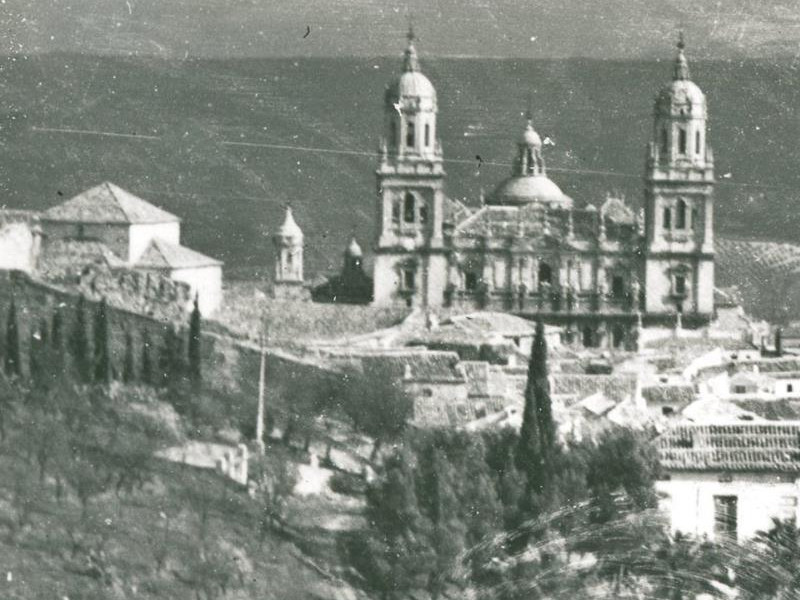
left=371, top=33, right=716, bottom=347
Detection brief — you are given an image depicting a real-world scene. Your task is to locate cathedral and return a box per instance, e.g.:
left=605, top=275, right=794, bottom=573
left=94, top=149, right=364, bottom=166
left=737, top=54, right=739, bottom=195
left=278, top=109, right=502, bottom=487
left=371, top=31, right=715, bottom=348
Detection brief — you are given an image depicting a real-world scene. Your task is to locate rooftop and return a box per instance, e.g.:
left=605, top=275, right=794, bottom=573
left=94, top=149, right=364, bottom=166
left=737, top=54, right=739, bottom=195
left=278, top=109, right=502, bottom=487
left=41, top=182, right=180, bottom=225
left=658, top=422, right=800, bottom=472
left=134, top=238, right=222, bottom=269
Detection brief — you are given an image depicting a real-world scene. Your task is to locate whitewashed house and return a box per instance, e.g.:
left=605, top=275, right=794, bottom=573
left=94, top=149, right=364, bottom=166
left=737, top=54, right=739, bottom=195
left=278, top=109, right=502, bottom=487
left=657, top=422, right=800, bottom=543
left=39, top=182, right=223, bottom=314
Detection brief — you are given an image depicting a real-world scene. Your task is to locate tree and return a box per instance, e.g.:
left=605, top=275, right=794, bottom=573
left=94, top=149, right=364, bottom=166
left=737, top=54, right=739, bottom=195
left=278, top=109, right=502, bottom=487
left=188, top=294, right=202, bottom=389
left=516, top=320, right=555, bottom=501
left=140, top=330, right=153, bottom=385
left=93, top=298, right=112, bottom=384
left=346, top=372, right=413, bottom=460
left=69, top=295, right=91, bottom=383
left=4, top=296, right=21, bottom=377
left=28, top=319, right=48, bottom=386
left=122, top=331, right=135, bottom=383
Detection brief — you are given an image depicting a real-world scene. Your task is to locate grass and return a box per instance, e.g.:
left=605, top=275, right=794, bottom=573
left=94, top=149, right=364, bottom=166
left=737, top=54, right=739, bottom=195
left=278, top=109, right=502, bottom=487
left=0, top=441, right=362, bottom=599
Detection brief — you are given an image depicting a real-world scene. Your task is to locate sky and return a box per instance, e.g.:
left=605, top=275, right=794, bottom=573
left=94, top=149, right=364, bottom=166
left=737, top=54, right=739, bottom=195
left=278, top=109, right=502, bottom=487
left=2, top=0, right=800, bottom=59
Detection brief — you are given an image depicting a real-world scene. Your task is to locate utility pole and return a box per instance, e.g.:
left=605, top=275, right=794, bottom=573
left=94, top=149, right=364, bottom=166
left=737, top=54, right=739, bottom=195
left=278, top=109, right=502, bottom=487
left=256, top=317, right=267, bottom=455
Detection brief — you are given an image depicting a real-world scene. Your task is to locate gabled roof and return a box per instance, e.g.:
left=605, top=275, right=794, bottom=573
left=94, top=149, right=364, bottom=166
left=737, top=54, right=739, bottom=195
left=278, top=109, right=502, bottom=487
left=359, top=351, right=466, bottom=384
left=551, top=373, right=639, bottom=405
left=134, top=238, right=222, bottom=269
left=659, top=422, right=800, bottom=472
left=42, top=182, right=180, bottom=225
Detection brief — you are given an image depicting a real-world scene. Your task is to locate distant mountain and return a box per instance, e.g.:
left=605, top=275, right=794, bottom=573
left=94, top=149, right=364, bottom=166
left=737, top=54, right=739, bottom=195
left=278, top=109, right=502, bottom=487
left=3, top=53, right=800, bottom=285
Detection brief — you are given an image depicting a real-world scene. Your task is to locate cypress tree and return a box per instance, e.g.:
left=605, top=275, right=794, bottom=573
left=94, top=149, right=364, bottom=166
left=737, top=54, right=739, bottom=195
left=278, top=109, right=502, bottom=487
left=69, top=296, right=91, bottom=383
left=532, top=321, right=556, bottom=457
left=123, top=331, right=135, bottom=383
left=188, top=294, right=202, bottom=388
left=141, top=330, right=153, bottom=385
left=4, top=296, right=20, bottom=377
left=93, top=298, right=111, bottom=384
left=158, top=325, right=178, bottom=388
left=516, top=320, right=555, bottom=498
left=51, top=307, right=67, bottom=380
left=28, top=319, right=48, bottom=387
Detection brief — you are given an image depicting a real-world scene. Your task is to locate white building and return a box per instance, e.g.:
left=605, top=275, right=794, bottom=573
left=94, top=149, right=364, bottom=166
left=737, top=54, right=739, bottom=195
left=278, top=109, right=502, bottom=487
left=134, top=238, right=223, bottom=316
left=39, top=181, right=224, bottom=314
left=657, top=422, right=800, bottom=543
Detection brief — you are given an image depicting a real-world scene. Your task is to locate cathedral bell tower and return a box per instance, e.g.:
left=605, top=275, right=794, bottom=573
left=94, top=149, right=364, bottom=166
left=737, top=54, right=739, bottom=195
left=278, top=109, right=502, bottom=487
left=643, top=34, right=715, bottom=317
left=372, top=27, right=447, bottom=308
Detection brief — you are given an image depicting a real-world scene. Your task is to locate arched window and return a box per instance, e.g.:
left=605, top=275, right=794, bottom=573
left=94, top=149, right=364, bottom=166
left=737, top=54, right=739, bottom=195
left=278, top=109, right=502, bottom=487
left=660, top=127, right=668, bottom=155
left=419, top=201, right=428, bottom=225
left=406, top=121, right=415, bottom=148
left=424, top=123, right=430, bottom=147
left=676, top=199, right=687, bottom=229
left=611, top=274, right=625, bottom=297
left=538, top=262, right=552, bottom=286
left=403, top=192, right=415, bottom=223
left=401, top=266, right=416, bottom=290
left=392, top=199, right=401, bottom=224
left=695, top=130, right=701, bottom=154
left=582, top=326, right=594, bottom=348
left=663, top=206, right=672, bottom=230
left=678, top=127, right=687, bottom=154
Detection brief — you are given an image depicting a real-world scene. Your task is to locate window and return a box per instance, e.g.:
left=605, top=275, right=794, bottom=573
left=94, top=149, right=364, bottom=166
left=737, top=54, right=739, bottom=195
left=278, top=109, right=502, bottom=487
left=695, top=130, right=701, bottom=154
left=538, top=262, right=552, bottom=286
left=662, top=406, right=675, bottom=416
left=663, top=206, right=672, bottom=230
left=779, top=496, right=798, bottom=520
left=789, top=384, right=795, bottom=393
left=674, top=274, right=687, bottom=296
left=678, top=127, right=687, bottom=154
left=392, top=199, right=401, bottom=224
left=419, top=202, right=428, bottom=225
left=424, top=123, right=430, bottom=147
left=403, top=193, right=415, bottom=223
left=611, top=275, right=625, bottom=298
left=401, top=267, right=416, bottom=290
left=582, top=326, right=594, bottom=348
left=612, top=324, right=625, bottom=348
left=464, top=271, right=478, bottom=292
left=422, top=388, right=433, bottom=398
left=714, top=495, right=738, bottom=541
left=660, top=127, right=668, bottom=155
left=286, top=251, right=293, bottom=268
left=734, top=385, right=747, bottom=394
left=406, top=121, right=415, bottom=147
left=676, top=199, right=688, bottom=229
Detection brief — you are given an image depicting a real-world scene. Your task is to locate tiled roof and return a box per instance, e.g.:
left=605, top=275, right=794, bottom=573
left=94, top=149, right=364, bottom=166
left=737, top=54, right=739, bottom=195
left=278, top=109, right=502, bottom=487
left=359, top=351, right=466, bottom=384
left=642, top=384, right=696, bottom=406
left=731, top=399, right=800, bottom=421
left=739, top=358, right=800, bottom=373
left=0, top=209, right=38, bottom=227
left=443, top=196, right=472, bottom=224
left=658, top=423, right=800, bottom=472
left=42, top=182, right=180, bottom=225
left=551, top=374, right=638, bottom=405
left=446, top=311, right=537, bottom=336
left=134, top=238, right=222, bottom=269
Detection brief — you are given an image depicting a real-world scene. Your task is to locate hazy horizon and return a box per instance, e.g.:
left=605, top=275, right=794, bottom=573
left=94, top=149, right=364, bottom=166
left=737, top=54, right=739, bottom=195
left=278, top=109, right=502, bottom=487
left=3, top=0, right=800, bottom=61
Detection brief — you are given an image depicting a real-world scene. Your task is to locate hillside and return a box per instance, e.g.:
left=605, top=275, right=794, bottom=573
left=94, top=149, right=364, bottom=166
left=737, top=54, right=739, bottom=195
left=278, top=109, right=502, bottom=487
left=716, top=238, right=800, bottom=325
left=3, top=54, right=800, bottom=282
left=0, top=379, right=362, bottom=600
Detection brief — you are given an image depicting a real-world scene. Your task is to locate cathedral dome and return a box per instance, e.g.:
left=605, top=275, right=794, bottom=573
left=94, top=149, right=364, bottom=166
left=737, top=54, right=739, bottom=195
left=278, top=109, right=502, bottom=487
left=488, top=175, right=573, bottom=208
left=387, top=71, right=436, bottom=104
left=655, top=35, right=705, bottom=115
left=385, top=29, right=436, bottom=107
left=520, top=121, right=542, bottom=148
